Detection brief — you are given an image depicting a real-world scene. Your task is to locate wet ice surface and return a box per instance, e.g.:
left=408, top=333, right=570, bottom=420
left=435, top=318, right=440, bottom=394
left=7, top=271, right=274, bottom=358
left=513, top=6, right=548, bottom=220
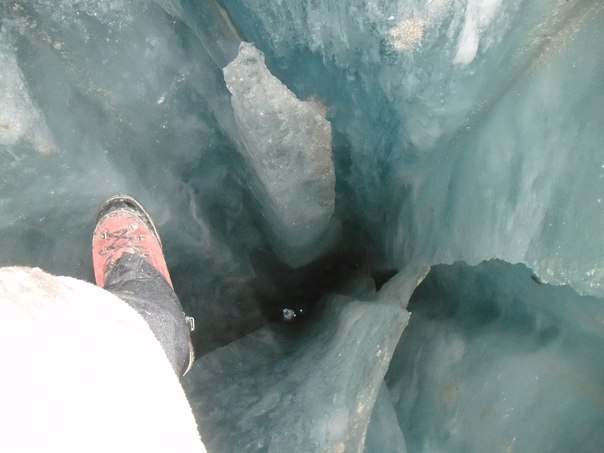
left=224, top=43, right=336, bottom=266
left=387, top=261, right=604, bottom=453
left=183, top=272, right=417, bottom=452
left=2, top=0, right=604, bottom=451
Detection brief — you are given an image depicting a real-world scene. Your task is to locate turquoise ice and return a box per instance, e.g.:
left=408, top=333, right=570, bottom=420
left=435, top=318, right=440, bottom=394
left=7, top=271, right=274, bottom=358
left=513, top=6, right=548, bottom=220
left=1, top=1, right=603, bottom=451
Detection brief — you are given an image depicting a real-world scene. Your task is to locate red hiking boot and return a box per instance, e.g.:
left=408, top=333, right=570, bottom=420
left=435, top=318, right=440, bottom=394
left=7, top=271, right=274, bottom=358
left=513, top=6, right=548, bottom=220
left=92, top=195, right=173, bottom=288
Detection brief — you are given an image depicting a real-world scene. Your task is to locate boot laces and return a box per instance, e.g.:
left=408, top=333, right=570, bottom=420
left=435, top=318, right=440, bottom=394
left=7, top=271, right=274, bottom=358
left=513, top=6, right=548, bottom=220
left=98, top=223, right=151, bottom=268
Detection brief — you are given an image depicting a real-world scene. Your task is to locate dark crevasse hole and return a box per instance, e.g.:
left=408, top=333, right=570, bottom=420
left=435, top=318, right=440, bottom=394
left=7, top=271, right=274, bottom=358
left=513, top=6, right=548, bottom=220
left=170, top=176, right=391, bottom=354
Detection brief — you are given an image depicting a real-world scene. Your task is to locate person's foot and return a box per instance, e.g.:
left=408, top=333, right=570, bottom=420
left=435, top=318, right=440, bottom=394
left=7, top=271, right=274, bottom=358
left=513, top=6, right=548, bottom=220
left=92, top=195, right=172, bottom=288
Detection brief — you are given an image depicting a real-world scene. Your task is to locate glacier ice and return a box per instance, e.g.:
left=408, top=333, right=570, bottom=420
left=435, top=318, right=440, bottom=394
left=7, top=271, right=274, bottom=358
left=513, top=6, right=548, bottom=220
left=183, top=267, right=422, bottom=452
left=364, top=383, right=408, bottom=453
left=387, top=260, right=604, bottom=452
left=224, top=42, right=336, bottom=266
left=1, top=0, right=604, bottom=452
left=220, top=0, right=604, bottom=297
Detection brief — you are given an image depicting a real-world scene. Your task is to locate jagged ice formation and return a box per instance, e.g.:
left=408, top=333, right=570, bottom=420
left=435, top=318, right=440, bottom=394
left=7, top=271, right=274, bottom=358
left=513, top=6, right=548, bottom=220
left=1, top=1, right=603, bottom=451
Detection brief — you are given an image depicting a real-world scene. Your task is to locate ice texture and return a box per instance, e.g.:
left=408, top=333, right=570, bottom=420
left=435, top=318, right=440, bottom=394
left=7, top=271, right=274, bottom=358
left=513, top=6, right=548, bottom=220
left=183, top=268, right=421, bottom=452
left=0, top=0, right=267, bottom=353
left=364, top=383, right=408, bottom=453
left=387, top=260, right=604, bottom=452
left=221, top=0, right=604, bottom=297
left=224, top=43, right=336, bottom=266
left=0, top=38, right=54, bottom=151
left=2, top=0, right=604, bottom=452
left=185, top=298, right=399, bottom=451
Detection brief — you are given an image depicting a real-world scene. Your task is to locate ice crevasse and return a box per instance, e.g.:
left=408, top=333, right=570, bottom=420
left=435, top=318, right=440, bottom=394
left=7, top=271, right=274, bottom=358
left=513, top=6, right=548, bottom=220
left=1, top=0, right=604, bottom=451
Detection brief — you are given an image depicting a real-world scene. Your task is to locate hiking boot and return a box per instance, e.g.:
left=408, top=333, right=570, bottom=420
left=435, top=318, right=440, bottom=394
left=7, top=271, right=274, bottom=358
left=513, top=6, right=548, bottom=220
left=92, top=195, right=173, bottom=288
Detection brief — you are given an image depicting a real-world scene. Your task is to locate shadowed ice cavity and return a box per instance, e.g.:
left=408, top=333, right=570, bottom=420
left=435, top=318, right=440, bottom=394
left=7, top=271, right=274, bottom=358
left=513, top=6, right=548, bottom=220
left=387, top=260, right=604, bottom=453
left=2, top=0, right=604, bottom=452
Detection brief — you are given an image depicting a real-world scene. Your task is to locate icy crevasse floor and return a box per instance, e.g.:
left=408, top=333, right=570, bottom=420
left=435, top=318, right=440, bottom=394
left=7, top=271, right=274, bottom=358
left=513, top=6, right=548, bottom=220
left=1, top=1, right=604, bottom=451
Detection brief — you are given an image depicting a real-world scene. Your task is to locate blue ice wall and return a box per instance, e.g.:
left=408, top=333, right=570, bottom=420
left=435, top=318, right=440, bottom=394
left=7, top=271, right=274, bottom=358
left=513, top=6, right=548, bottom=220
left=219, top=0, right=604, bottom=297
left=388, top=261, right=604, bottom=452
left=1, top=1, right=604, bottom=451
